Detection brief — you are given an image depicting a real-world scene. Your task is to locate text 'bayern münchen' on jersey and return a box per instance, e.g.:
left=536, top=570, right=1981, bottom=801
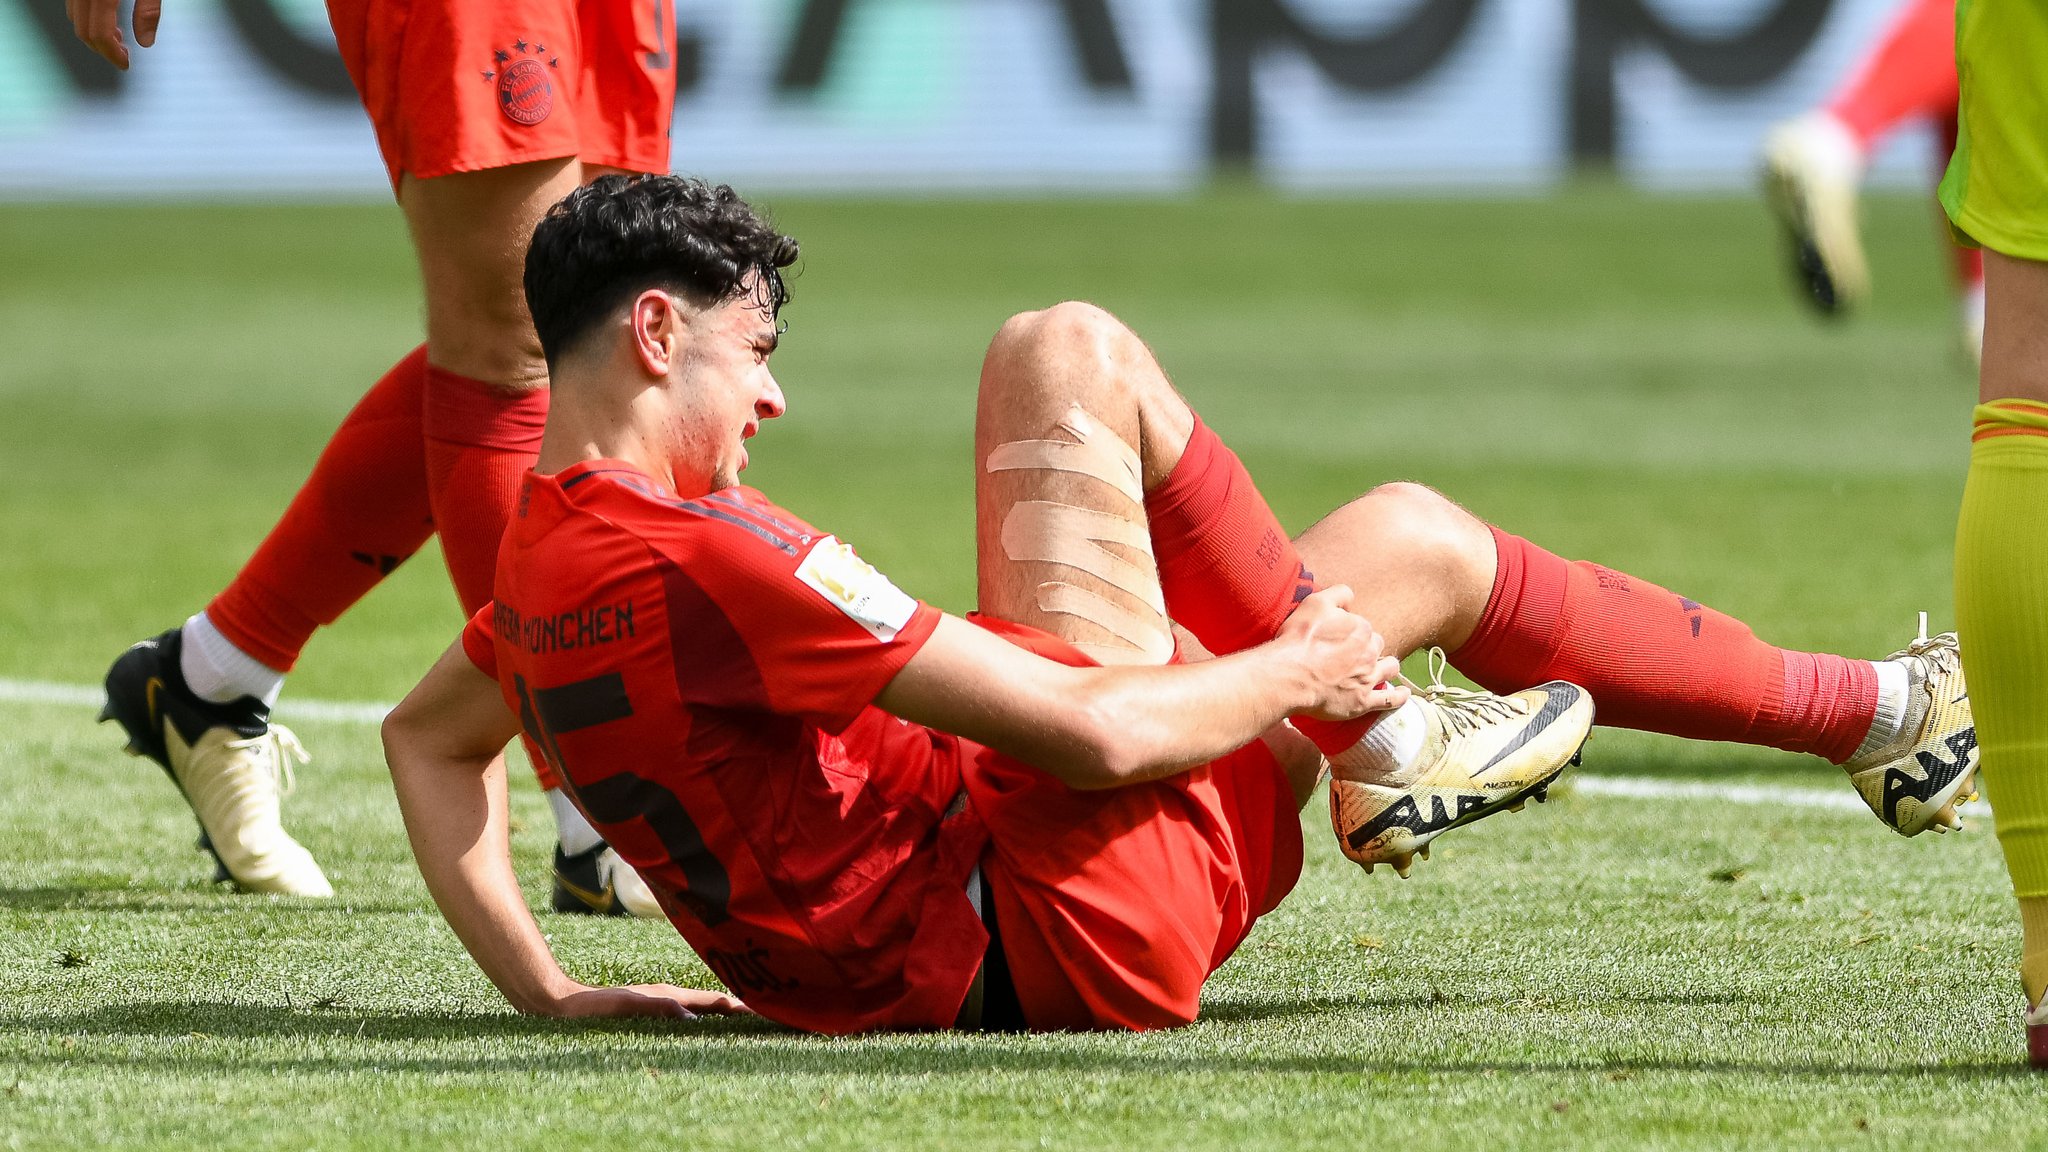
left=461, top=460, right=991, bottom=1033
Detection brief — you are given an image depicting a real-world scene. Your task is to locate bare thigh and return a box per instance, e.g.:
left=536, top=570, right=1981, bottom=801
left=1981, top=249, right=2048, bottom=405
left=972, top=302, right=1337, bottom=803
left=973, top=302, right=1193, bottom=667
left=398, top=157, right=583, bottom=389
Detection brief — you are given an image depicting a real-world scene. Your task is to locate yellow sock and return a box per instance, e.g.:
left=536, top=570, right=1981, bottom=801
left=1957, top=400, right=2048, bottom=1003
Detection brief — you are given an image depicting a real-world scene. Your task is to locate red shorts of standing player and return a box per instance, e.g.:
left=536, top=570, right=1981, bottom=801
left=75, top=0, right=675, bottom=910
left=381, top=177, right=1976, bottom=1032
left=1762, top=0, right=1984, bottom=356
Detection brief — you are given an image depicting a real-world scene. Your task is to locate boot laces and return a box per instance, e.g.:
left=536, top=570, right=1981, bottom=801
left=1397, top=648, right=1528, bottom=737
left=1881, top=611, right=1960, bottom=682
left=218, top=724, right=309, bottom=798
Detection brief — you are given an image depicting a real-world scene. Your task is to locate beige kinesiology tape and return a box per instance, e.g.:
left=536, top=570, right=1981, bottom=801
left=986, top=404, right=1172, bottom=663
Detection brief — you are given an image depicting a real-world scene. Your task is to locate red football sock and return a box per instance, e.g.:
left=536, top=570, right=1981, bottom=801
left=205, top=346, right=435, bottom=672
left=1453, top=527, right=1878, bottom=764
left=1144, top=417, right=1373, bottom=754
left=422, top=363, right=556, bottom=788
left=1824, top=0, right=1957, bottom=149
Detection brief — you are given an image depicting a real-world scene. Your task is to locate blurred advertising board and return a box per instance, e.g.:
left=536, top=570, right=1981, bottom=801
left=0, top=0, right=1945, bottom=195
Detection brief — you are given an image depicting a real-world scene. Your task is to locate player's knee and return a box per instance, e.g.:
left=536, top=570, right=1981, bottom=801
left=988, top=301, right=1132, bottom=376
left=1360, top=482, right=1491, bottom=587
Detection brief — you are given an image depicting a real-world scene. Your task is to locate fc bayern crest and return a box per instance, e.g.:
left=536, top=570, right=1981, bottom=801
left=481, top=39, right=560, bottom=126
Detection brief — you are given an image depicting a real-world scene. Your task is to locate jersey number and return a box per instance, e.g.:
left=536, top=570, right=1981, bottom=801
left=514, top=672, right=732, bottom=926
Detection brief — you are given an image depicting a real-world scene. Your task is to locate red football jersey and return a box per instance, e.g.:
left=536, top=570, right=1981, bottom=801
left=462, top=460, right=990, bottom=1033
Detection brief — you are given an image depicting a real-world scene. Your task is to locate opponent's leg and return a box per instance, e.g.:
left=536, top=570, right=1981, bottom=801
left=1297, top=483, right=1976, bottom=836
left=1957, top=250, right=2048, bottom=1030
left=1938, top=0, right=2048, bottom=1062
left=1938, top=109, right=1988, bottom=360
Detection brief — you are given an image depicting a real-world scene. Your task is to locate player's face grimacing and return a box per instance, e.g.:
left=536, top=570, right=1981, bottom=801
left=631, top=280, right=786, bottom=496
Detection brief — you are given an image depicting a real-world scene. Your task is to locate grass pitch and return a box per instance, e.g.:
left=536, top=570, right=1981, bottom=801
left=2, top=188, right=2043, bottom=1148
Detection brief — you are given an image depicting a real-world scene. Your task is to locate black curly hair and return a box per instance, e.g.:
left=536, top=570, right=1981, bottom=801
left=523, top=175, right=799, bottom=369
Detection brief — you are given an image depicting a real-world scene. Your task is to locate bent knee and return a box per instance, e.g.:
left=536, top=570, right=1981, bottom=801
left=988, top=301, right=1132, bottom=368
left=1355, top=482, right=1492, bottom=579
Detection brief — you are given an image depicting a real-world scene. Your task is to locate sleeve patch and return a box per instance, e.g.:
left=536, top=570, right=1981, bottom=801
left=794, top=536, right=919, bottom=642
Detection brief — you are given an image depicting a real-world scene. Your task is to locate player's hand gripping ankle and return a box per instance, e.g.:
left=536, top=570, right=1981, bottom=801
left=1275, top=586, right=1409, bottom=722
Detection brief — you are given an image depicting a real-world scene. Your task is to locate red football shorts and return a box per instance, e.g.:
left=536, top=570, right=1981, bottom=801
left=962, top=617, right=1306, bottom=1032
left=327, top=0, right=678, bottom=191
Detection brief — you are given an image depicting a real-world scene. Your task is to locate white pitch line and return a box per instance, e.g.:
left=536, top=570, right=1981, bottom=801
left=0, top=676, right=391, bottom=726
left=0, top=675, right=1991, bottom=817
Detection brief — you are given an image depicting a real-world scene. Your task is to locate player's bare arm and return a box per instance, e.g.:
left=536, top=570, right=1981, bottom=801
left=382, top=643, right=747, bottom=1020
left=69, top=0, right=163, bottom=70
left=875, top=589, right=1404, bottom=791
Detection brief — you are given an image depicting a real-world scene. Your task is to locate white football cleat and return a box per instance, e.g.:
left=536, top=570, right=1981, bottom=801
left=101, top=628, right=333, bottom=897
left=1763, top=112, right=1870, bottom=316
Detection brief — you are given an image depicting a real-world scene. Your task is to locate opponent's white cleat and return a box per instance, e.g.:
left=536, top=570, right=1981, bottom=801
left=2028, top=999, right=2048, bottom=1070
left=1330, top=651, right=1593, bottom=878
left=1839, top=617, right=1978, bottom=837
left=1763, top=112, right=1870, bottom=316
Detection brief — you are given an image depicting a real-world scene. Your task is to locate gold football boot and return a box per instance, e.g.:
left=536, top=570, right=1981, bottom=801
left=1331, top=651, right=1593, bottom=878
left=1839, top=617, right=1978, bottom=836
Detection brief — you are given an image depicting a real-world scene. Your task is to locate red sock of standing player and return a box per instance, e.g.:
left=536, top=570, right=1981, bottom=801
left=205, top=345, right=436, bottom=673
left=421, top=363, right=557, bottom=788
left=1453, top=527, right=1879, bottom=763
left=1143, top=417, right=1374, bottom=755
left=1824, top=0, right=1958, bottom=149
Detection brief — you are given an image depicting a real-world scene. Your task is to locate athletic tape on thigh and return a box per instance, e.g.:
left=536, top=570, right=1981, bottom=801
left=987, top=403, right=1171, bottom=660
left=1035, top=581, right=1174, bottom=664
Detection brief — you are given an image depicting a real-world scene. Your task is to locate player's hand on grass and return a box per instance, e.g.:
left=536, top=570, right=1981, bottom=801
left=547, top=983, right=752, bottom=1021
left=1279, top=585, right=1409, bottom=721
left=68, top=0, right=162, bottom=70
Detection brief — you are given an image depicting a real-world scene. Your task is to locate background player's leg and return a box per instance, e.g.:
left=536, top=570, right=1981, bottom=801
left=1762, top=0, right=1958, bottom=317
left=400, top=157, right=576, bottom=626
left=396, top=158, right=660, bottom=913
left=201, top=346, right=435, bottom=689
left=1823, top=0, right=1958, bottom=149
left=1956, top=249, right=2048, bottom=1013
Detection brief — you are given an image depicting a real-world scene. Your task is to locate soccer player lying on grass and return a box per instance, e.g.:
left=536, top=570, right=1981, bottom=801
left=382, top=176, right=1978, bottom=1032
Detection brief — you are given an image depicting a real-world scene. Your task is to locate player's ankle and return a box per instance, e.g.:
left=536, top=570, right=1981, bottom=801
left=1852, top=659, right=1911, bottom=759
left=2020, top=898, right=2048, bottom=1007
left=548, top=788, right=604, bottom=855
left=1327, top=697, right=1426, bottom=783
left=179, top=611, right=286, bottom=707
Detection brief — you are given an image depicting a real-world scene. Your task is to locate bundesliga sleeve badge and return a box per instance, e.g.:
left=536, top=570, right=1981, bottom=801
left=795, top=537, right=919, bottom=642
